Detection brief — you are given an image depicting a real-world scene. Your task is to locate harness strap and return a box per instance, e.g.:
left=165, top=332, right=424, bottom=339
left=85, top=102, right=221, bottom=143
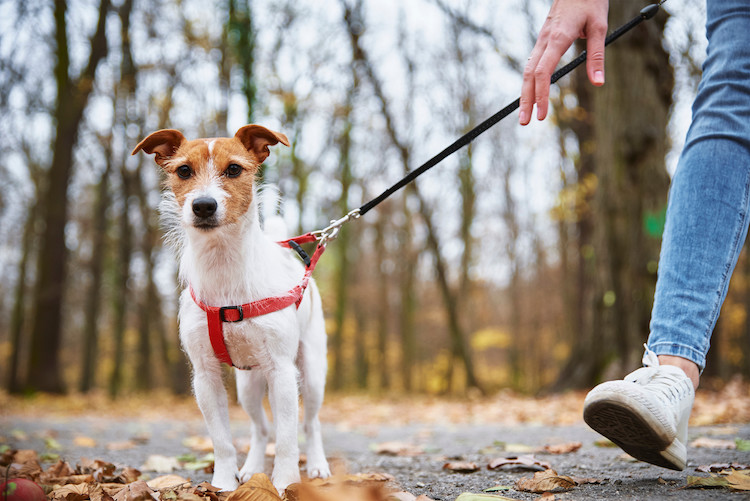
left=190, top=234, right=326, bottom=369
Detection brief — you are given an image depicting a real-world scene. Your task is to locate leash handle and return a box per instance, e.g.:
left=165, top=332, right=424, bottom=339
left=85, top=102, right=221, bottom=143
left=356, top=2, right=662, bottom=218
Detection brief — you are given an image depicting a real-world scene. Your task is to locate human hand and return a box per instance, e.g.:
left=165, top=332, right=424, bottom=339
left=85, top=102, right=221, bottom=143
left=519, top=0, right=609, bottom=125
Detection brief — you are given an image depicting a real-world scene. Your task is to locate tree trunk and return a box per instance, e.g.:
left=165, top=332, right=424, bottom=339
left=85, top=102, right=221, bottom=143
left=79, top=153, right=112, bottom=393
left=554, top=1, right=672, bottom=389
left=7, top=199, right=40, bottom=392
left=109, top=167, right=133, bottom=398
left=26, top=0, right=110, bottom=393
left=330, top=92, right=355, bottom=391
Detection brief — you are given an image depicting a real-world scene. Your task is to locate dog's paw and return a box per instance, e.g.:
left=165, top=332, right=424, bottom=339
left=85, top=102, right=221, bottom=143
left=238, top=460, right=264, bottom=484
left=306, top=462, right=331, bottom=479
left=211, top=471, right=240, bottom=492
left=272, top=469, right=301, bottom=496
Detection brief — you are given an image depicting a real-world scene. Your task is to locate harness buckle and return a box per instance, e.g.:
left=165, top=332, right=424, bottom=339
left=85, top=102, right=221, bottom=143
left=220, top=305, right=244, bottom=323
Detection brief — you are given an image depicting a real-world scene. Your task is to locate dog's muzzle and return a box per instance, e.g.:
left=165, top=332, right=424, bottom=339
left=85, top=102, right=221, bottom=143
left=192, top=197, right=219, bottom=229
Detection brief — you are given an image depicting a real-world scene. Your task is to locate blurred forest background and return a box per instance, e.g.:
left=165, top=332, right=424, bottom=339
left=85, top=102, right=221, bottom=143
left=1, top=0, right=746, bottom=398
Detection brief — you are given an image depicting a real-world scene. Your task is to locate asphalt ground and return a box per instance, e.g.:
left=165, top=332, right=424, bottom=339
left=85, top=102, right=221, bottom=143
left=2, top=399, right=749, bottom=500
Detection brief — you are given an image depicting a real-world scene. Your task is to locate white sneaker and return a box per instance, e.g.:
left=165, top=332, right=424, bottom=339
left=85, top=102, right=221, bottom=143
left=583, top=345, right=695, bottom=470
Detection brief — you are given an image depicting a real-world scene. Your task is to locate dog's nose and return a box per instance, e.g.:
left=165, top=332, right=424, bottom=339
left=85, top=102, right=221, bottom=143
left=192, top=197, right=218, bottom=218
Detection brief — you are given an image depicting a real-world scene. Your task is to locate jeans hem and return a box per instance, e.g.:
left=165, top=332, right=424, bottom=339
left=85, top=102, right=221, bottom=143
left=647, top=341, right=706, bottom=372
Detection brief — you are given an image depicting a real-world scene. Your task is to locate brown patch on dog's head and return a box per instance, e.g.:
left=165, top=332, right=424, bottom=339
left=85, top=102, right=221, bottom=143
left=133, top=125, right=290, bottom=227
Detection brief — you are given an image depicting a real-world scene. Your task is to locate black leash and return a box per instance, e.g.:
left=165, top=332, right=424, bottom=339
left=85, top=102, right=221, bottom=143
left=356, top=2, right=663, bottom=218
left=312, top=2, right=664, bottom=244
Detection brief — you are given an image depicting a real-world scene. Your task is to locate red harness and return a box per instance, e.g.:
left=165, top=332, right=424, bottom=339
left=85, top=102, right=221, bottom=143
left=189, top=233, right=324, bottom=369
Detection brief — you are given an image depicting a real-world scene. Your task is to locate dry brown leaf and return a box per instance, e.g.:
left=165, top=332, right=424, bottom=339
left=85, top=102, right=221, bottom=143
left=146, top=475, right=191, bottom=490
left=140, top=455, right=180, bottom=473
left=183, top=436, right=215, bottom=453
left=74, top=436, right=98, bottom=448
left=226, top=473, right=281, bottom=501
left=442, top=462, right=479, bottom=473
left=689, top=437, right=736, bottom=449
left=487, top=455, right=551, bottom=471
left=543, top=442, right=582, bottom=454
left=292, top=482, right=387, bottom=501
left=13, top=449, right=40, bottom=464
left=726, top=470, right=750, bottom=491
left=386, top=492, right=416, bottom=501
left=539, top=494, right=556, bottom=501
left=106, top=441, right=137, bottom=451
left=90, top=484, right=116, bottom=501
left=373, top=441, right=423, bottom=457
left=696, top=462, right=750, bottom=472
left=569, top=476, right=603, bottom=486
left=112, top=480, right=158, bottom=501
left=515, top=469, right=576, bottom=493
left=46, top=459, right=77, bottom=477
left=117, top=467, right=142, bottom=484
left=50, top=483, right=90, bottom=501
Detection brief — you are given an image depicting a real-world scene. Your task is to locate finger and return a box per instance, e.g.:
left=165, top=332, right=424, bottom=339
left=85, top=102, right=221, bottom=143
left=520, top=40, right=547, bottom=126
left=533, top=34, right=573, bottom=121
left=585, top=18, right=607, bottom=86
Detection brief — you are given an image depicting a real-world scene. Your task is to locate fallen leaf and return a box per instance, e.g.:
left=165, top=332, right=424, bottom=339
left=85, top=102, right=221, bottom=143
left=539, top=494, right=555, bottom=500
left=736, top=439, right=750, bottom=452
left=13, top=449, right=40, bottom=464
left=112, top=480, right=158, bottom=501
left=593, top=439, right=616, bottom=448
left=146, top=475, right=191, bottom=490
left=74, top=436, right=98, bottom=448
left=515, top=469, right=576, bottom=493
left=442, top=462, right=479, bottom=473
left=686, top=475, right=730, bottom=489
left=543, top=442, right=582, bottom=454
left=569, top=476, right=603, bottom=486
left=726, top=469, right=750, bottom=491
left=106, top=441, right=136, bottom=451
left=50, top=483, right=90, bottom=501
left=117, top=467, right=142, bottom=484
left=487, top=455, right=551, bottom=471
left=689, top=437, right=736, bottom=449
left=292, top=481, right=387, bottom=501
left=140, top=455, right=180, bottom=473
left=696, top=463, right=750, bottom=473
left=44, top=437, right=63, bottom=451
left=226, top=473, right=281, bottom=501
left=42, top=459, right=76, bottom=478
left=503, top=443, right=535, bottom=453
left=183, top=436, right=214, bottom=453
left=90, top=484, right=116, bottom=501
left=372, top=441, right=423, bottom=456
left=387, top=493, right=416, bottom=501
left=454, top=494, right=518, bottom=501
left=482, top=485, right=511, bottom=492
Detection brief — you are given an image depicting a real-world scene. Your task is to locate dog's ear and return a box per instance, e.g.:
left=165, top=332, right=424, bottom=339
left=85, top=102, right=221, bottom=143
left=234, top=125, right=290, bottom=164
left=131, top=129, right=186, bottom=166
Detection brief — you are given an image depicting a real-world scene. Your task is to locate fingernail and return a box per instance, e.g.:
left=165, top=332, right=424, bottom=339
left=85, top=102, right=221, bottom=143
left=519, top=111, right=528, bottom=124
left=594, top=70, right=604, bottom=85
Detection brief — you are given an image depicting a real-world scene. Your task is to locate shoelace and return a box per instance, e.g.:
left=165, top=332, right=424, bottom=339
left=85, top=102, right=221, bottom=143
left=625, top=344, right=692, bottom=404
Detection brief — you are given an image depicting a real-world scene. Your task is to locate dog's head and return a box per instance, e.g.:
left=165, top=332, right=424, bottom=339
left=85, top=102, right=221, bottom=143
left=132, top=125, right=289, bottom=231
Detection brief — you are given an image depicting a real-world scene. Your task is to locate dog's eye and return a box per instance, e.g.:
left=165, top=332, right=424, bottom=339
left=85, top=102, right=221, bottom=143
left=225, top=164, right=242, bottom=178
left=176, top=165, right=192, bottom=179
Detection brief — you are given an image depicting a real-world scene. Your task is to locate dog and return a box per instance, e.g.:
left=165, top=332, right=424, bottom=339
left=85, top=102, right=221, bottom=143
left=132, top=124, right=331, bottom=493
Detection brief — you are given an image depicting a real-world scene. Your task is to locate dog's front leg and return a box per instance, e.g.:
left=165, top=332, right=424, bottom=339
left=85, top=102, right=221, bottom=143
left=192, top=364, right=239, bottom=491
left=267, top=359, right=301, bottom=493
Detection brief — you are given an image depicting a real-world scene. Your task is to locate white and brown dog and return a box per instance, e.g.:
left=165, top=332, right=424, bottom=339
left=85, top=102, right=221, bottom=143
left=133, top=125, right=331, bottom=493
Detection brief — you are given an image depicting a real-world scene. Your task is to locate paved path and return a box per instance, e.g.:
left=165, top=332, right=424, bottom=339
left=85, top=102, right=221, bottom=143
left=2, top=413, right=749, bottom=500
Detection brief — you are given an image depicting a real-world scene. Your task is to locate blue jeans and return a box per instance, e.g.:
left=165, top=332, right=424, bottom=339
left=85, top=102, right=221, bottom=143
left=647, top=0, right=750, bottom=371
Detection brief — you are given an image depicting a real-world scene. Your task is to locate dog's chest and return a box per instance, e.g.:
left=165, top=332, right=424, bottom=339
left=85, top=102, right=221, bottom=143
left=222, top=322, right=265, bottom=368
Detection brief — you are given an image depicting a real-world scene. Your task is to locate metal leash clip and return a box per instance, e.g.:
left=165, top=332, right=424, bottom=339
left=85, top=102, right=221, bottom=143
left=313, top=208, right=361, bottom=247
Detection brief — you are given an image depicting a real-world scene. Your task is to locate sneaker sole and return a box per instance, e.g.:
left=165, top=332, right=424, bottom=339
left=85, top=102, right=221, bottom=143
left=584, top=391, right=686, bottom=471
